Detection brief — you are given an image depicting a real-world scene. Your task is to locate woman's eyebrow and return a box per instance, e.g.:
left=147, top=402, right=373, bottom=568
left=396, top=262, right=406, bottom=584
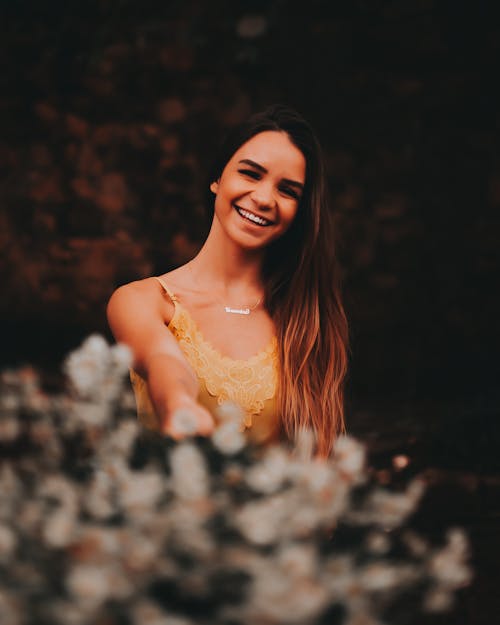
left=238, top=158, right=304, bottom=190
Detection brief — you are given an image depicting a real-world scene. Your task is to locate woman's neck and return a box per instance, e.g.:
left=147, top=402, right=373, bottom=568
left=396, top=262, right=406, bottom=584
left=189, top=218, right=264, bottom=299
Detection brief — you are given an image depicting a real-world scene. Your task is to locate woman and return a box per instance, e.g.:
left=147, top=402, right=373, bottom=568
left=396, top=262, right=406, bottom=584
left=107, top=105, right=348, bottom=457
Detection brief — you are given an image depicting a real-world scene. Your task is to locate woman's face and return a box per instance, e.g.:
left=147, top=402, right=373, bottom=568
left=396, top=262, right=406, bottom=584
left=210, top=131, right=306, bottom=250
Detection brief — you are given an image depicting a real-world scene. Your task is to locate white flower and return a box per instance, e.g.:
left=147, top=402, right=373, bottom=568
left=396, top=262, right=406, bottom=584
left=172, top=526, right=216, bottom=560
left=105, top=567, right=133, bottom=602
left=247, top=570, right=328, bottom=624
left=119, top=471, right=165, bottom=513
left=83, top=470, right=116, bottom=520
left=358, top=563, right=418, bottom=592
left=38, top=475, right=79, bottom=513
left=347, top=478, right=426, bottom=529
left=121, top=533, right=159, bottom=573
left=25, top=389, right=51, bottom=413
left=0, top=393, right=21, bottom=412
left=334, top=436, right=366, bottom=484
left=29, top=416, right=56, bottom=445
left=17, top=365, right=40, bottom=395
left=42, top=509, right=77, bottom=548
left=104, top=419, right=140, bottom=457
left=169, top=442, right=209, bottom=500
left=0, top=417, right=20, bottom=442
left=119, top=389, right=138, bottom=411
left=277, top=543, right=318, bottom=579
left=66, top=564, right=112, bottom=606
left=292, top=458, right=332, bottom=493
left=170, top=408, right=198, bottom=436
left=17, top=500, right=43, bottom=534
left=429, top=528, right=472, bottom=588
left=401, top=530, right=429, bottom=557
left=0, top=524, right=17, bottom=561
left=64, top=334, right=110, bottom=399
left=446, top=527, right=469, bottom=558
left=423, top=588, right=454, bottom=612
left=246, top=446, right=289, bottom=494
left=0, top=464, right=23, bottom=502
left=287, top=500, right=324, bottom=537
left=131, top=599, right=194, bottom=625
left=71, top=526, right=121, bottom=563
left=168, top=500, right=214, bottom=534
left=344, top=610, right=386, bottom=625
left=370, top=479, right=425, bottom=529
left=0, top=369, right=21, bottom=385
left=323, top=555, right=357, bottom=599
left=38, top=475, right=79, bottom=548
left=216, top=401, right=245, bottom=426
left=102, top=457, right=130, bottom=484
left=292, top=459, right=349, bottom=524
left=110, top=342, right=133, bottom=373
left=69, top=399, right=113, bottom=428
left=235, top=494, right=290, bottom=546
left=63, top=335, right=131, bottom=405
left=212, top=420, right=246, bottom=455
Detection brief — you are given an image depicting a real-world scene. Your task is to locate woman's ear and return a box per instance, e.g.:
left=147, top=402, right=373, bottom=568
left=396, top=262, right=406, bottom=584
left=210, top=180, right=219, bottom=194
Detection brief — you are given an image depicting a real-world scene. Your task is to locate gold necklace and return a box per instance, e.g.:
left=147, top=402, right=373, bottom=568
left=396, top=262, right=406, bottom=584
left=187, top=262, right=263, bottom=315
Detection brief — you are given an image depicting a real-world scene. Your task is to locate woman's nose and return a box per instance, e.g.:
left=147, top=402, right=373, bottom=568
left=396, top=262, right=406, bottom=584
left=251, top=181, right=275, bottom=209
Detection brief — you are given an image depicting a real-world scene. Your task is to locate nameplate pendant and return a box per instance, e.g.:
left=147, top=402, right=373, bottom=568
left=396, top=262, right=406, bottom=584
left=225, top=306, right=250, bottom=315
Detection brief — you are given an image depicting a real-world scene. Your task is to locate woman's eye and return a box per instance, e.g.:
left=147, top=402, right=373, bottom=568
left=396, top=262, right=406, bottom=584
left=281, top=186, right=299, bottom=199
left=239, top=169, right=260, bottom=179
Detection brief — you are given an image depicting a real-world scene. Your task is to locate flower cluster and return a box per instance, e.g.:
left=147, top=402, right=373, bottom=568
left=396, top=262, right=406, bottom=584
left=0, top=336, right=472, bottom=625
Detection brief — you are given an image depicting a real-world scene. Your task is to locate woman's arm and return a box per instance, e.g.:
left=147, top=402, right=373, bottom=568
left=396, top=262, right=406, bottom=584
left=106, top=280, right=214, bottom=438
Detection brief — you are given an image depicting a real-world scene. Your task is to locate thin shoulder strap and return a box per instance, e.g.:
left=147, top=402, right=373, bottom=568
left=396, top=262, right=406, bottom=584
left=154, top=276, right=178, bottom=305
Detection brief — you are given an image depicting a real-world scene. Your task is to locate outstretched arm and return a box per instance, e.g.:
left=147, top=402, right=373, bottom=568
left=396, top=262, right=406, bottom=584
left=107, top=280, right=214, bottom=439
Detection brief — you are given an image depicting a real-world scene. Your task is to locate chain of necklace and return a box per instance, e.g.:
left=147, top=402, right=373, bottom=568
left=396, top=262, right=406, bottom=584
left=187, top=262, right=263, bottom=315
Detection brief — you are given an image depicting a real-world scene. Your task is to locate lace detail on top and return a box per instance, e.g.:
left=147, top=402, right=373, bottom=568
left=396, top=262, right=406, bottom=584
left=156, top=277, right=278, bottom=429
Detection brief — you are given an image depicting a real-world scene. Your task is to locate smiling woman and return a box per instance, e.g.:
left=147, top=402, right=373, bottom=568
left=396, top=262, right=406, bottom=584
left=107, top=105, right=348, bottom=457
left=209, top=131, right=305, bottom=250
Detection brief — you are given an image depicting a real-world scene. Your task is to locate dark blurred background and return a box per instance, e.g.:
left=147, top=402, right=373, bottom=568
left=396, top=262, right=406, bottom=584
left=1, top=1, right=499, bottom=622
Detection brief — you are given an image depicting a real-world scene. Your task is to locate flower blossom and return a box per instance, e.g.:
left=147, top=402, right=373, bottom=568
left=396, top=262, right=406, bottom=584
left=246, top=446, right=289, bottom=493
left=211, top=419, right=246, bottom=455
left=170, top=442, right=209, bottom=501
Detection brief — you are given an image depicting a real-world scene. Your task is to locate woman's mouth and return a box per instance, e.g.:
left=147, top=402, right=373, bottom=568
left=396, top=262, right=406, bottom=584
left=233, top=204, right=274, bottom=227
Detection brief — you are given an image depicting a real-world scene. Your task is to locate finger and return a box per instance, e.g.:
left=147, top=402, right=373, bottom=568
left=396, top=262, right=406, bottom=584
left=195, top=406, right=216, bottom=436
left=159, top=419, right=184, bottom=440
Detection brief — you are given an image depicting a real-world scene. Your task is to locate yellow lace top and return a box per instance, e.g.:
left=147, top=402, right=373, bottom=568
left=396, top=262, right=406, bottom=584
left=129, top=277, right=280, bottom=445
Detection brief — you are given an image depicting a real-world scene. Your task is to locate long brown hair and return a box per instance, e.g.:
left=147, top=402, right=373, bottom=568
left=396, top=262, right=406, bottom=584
left=209, top=105, right=349, bottom=456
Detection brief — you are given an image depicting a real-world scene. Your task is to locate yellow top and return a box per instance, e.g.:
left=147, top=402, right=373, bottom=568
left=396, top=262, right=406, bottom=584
left=129, top=277, right=280, bottom=445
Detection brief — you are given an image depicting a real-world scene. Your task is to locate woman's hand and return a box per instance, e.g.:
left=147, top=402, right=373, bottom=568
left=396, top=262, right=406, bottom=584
left=161, top=393, right=215, bottom=440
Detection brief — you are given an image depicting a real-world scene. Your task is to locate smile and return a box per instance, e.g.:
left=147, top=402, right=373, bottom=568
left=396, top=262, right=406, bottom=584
left=233, top=204, right=274, bottom=227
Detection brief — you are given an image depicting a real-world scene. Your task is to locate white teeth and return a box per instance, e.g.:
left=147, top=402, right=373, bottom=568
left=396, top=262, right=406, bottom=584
left=235, top=206, right=271, bottom=226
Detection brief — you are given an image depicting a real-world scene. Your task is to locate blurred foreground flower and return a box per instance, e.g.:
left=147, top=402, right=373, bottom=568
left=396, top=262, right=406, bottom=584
left=0, top=336, right=472, bottom=625
left=64, top=334, right=132, bottom=404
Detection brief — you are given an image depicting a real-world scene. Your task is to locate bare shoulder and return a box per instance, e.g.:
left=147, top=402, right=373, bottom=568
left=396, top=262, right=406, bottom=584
left=108, top=276, right=161, bottom=305
left=107, top=276, right=174, bottom=329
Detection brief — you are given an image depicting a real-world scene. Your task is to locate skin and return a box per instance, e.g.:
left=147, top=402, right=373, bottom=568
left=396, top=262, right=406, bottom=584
left=107, top=130, right=306, bottom=439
